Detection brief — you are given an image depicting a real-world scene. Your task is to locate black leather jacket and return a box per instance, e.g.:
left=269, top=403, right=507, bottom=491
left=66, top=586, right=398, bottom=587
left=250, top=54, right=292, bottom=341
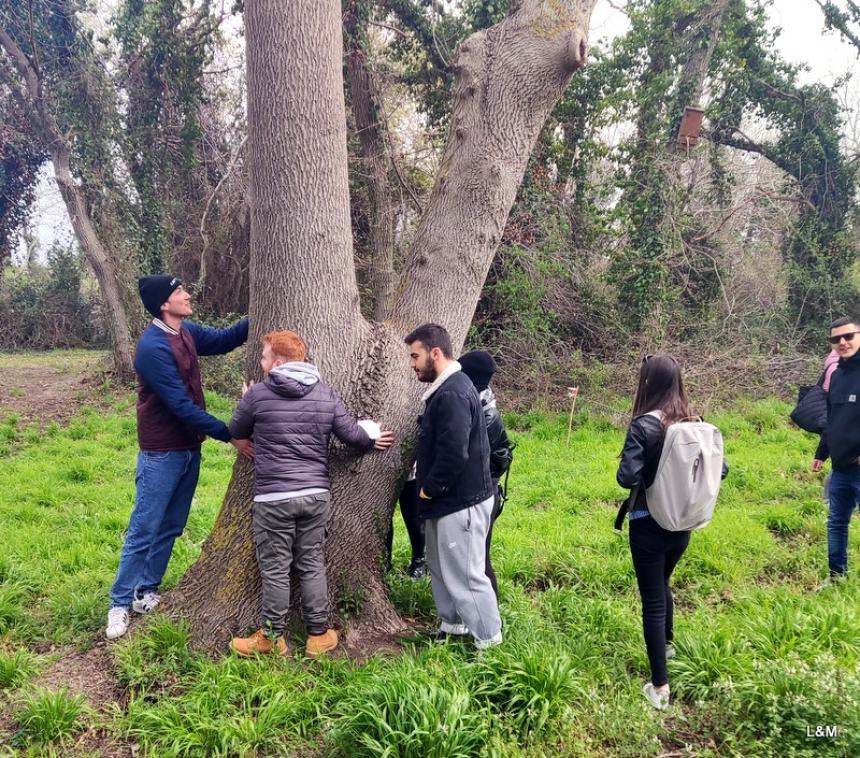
left=480, top=389, right=513, bottom=481
left=617, top=414, right=664, bottom=511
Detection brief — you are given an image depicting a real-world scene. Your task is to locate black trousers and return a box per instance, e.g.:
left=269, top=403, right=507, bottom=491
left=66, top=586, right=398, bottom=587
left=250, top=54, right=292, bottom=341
left=484, top=484, right=502, bottom=599
left=629, top=516, right=690, bottom=687
left=386, top=479, right=425, bottom=568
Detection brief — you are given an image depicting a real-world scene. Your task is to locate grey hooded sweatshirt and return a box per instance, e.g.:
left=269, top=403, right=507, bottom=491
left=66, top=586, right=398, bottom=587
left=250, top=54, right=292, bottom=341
left=228, top=362, right=373, bottom=497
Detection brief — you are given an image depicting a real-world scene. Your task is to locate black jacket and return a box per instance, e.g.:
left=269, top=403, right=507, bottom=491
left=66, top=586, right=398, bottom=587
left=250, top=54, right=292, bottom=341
left=816, top=351, right=860, bottom=472
left=480, top=389, right=513, bottom=481
left=617, top=414, right=664, bottom=511
left=415, top=370, right=494, bottom=519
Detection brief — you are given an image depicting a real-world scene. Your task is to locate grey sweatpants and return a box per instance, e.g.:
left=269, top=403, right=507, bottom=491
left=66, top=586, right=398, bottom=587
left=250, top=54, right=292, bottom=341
left=424, top=494, right=502, bottom=643
left=252, top=492, right=330, bottom=635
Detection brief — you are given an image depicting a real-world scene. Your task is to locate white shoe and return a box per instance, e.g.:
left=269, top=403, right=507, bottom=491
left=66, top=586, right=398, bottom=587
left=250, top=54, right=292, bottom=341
left=132, top=591, right=161, bottom=614
left=105, top=607, right=130, bottom=640
left=474, top=631, right=503, bottom=650
left=643, top=683, right=670, bottom=710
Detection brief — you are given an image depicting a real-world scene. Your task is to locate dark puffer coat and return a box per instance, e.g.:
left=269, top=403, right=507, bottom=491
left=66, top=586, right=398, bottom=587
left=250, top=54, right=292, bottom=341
left=228, top=363, right=373, bottom=496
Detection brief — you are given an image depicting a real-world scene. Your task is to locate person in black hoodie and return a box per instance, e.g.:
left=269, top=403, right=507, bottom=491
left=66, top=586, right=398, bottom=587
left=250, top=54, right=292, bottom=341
left=812, top=316, right=860, bottom=578
left=458, top=350, right=513, bottom=599
left=405, top=324, right=502, bottom=649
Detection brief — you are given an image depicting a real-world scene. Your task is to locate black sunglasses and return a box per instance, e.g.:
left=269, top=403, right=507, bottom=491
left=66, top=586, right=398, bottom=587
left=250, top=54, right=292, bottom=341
left=642, top=354, right=654, bottom=363
left=829, top=332, right=859, bottom=345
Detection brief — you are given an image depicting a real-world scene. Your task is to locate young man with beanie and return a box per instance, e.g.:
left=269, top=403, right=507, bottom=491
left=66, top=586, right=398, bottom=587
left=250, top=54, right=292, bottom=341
left=229, top=331, right=394, bottom=658
left=105, top=276, right=251, bottom=640
left=812, top=316, right=860, bottom=578
left=405, top=324, right=502, bottom=649
left=458, top=350, right=513, bottom=598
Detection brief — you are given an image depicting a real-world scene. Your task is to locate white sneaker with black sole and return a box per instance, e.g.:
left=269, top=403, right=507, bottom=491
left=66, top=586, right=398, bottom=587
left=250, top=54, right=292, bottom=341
left=105, top=607, right=130, bottom=640
left=132, top=591, right=161, bottom=614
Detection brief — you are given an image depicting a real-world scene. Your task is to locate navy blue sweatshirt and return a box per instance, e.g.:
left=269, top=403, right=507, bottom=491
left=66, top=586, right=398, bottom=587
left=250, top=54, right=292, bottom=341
left=135, top=318, right=248, bottom=450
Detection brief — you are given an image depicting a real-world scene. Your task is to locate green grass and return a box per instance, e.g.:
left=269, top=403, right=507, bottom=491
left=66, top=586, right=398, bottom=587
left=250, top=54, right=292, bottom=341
left=0, top=353, right=858, bottom=756
left=12, top=688, right=89, bottom=747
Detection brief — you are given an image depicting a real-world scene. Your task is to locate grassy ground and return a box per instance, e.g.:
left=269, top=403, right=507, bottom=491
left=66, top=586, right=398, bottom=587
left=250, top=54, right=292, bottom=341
left=0, top=353, right=858, bottom=756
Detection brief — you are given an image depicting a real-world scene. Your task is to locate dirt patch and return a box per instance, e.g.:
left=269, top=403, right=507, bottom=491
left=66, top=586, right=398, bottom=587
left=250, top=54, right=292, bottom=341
left=1, top=640, right=135, bottom=757
left=33, top=640, right=126, bottom=714
left=0, top=350, right=116, bottom=426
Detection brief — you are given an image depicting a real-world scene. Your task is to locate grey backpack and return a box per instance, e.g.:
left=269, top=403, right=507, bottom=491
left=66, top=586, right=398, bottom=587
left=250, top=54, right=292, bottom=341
left=643, top=411, right=724, bottom=531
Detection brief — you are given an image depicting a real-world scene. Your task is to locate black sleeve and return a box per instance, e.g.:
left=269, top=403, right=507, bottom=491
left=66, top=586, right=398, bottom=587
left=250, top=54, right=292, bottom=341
left=485, top=407, right=512, bottom=478
left=617, top=418, right=649, bottom=490
left=815, top=390, right=832, bottom=461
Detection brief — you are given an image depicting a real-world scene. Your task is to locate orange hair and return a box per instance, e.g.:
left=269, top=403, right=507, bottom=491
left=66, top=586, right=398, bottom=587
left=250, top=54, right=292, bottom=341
left=262, top=330, right=306, bottom=362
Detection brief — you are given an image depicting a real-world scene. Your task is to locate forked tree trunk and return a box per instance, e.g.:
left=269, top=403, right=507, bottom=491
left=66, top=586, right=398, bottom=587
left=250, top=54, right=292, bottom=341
left=171, top=0, right=597, bottom=651
left=0, top=27, right=135, bottom=379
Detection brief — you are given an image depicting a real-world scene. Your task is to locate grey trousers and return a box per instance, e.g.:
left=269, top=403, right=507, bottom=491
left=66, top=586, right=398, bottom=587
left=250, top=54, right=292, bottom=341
left=252, top=492, right=330, bottom=635
left=424, top=494, right=502, bottom=643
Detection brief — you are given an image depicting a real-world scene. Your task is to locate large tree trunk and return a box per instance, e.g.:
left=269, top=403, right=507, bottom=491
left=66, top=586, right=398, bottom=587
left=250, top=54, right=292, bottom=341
left=172, top=0, right=597, bottom=651
left=0, top=26, right=134, bottom=379
left=345, top=17, right=397, bottom=322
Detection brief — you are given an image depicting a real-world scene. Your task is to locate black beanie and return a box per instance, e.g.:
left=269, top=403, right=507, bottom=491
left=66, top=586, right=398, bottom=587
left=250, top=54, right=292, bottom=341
left=138, top=275, right=182, bottom=317
left=459, top=350, right=496, bottom=392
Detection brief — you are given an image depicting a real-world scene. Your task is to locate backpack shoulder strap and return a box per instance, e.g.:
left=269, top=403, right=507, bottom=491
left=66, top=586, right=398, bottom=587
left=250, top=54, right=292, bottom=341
left=614, top=484, right=639, bottom=531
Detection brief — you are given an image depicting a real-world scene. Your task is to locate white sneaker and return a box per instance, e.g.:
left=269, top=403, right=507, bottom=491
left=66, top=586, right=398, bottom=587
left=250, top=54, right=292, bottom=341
left=105, top=607, right=130, bottom=640
left=643, top=683, right=670, bottom=710
left=132, top=591, right=161, bottom=614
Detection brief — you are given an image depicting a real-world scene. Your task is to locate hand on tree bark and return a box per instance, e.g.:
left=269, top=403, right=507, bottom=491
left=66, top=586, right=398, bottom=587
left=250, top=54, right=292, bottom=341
left=241, top=380, right=255, bottom=396
left=374, top=431, right=395, bottom=450
left=231, top=438, right=255, bottom=458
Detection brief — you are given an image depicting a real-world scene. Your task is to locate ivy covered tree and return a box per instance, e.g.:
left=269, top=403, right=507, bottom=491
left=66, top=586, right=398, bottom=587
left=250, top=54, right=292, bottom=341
left=0, top=0, right=135, bottom=375
left=0, top=97, right=45, bottom=263
left=815, top=0, right=860, bottom=51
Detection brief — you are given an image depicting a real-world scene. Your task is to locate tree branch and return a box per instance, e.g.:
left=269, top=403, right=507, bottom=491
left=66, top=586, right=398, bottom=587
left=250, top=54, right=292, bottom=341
left=393, top=0, right=596, bottom=341
left=198, top=134, right=247, bottom=295
left=708, top=126, right=786, bottom=172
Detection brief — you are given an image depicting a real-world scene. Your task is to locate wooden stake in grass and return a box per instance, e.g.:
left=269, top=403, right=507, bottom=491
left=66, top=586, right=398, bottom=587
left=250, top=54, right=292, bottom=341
left=566, top=387, right=579, bottom=446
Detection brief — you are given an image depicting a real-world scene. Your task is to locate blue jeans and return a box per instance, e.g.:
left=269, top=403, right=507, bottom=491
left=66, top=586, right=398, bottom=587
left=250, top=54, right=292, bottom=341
left=827, top=467, right=860, bottom=576
left=109, top=449, right=201, bottom=608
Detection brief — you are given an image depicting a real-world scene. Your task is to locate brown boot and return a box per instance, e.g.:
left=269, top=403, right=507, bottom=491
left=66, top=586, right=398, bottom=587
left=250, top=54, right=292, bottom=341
left=230, top=629, right=288, bottom=657
left=305, top=629, right=338, bottom=658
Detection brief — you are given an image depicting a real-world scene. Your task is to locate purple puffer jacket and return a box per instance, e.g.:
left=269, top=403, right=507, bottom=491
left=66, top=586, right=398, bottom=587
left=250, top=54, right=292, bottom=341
left=228, top=363, right=373, bottom=496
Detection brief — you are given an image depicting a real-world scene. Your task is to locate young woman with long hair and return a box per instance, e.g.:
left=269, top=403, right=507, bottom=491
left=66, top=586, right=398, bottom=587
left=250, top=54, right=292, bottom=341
left=616, top=354, right=700, bottom=709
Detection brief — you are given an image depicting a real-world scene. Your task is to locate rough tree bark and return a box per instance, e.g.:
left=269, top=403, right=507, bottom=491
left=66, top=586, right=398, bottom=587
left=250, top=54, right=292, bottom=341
left=0, top=27, right=135, bottom=378
left=171, top=0, right=597, bottom=651
left=345, top=11, right=398, bottom=322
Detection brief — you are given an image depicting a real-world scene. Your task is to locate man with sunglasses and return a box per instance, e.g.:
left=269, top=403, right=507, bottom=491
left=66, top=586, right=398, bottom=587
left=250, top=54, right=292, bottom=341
left=812, top=316, right=860, bottom=578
